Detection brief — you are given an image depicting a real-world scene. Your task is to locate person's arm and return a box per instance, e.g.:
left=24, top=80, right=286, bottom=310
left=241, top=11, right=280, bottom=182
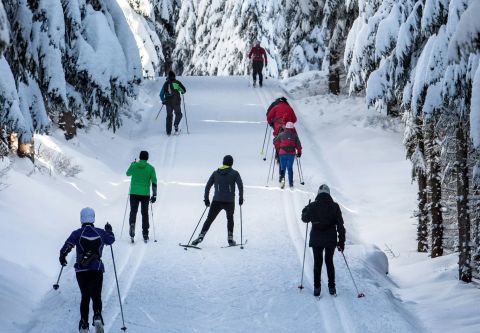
left=336, top=204, right=346, bottom=249
left=262, top=48, right=268, bottom=65
left=160, top=83, right=166, bottom=103
left=204, top=172, right=215, bottom=202
left=178, top=81, right=186, bottom=94
left=267, top=108, right=275, bottom=125
left=126, top=163, right=135, bottom=176
left=291, top=108, right=297, bottom=123
left=102, top=228, right=115, bottom=246
left=296, top=135, right=302, bottom=155
left=151, top=167, right=158, bottom=197
left=59, top=231, right=77, bottom=265
left=236, top=172, right=244, bottom=203
left=248, top=48, right=253, bottom=59
left=301, top=204, right=311, bottom=223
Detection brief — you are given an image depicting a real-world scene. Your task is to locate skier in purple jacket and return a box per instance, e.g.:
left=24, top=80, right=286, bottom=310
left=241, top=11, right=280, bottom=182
left=59, top=207, right=115, bottom=332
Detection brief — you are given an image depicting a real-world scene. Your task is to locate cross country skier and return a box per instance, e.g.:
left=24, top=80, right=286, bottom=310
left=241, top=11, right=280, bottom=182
left=160, top=70, right=187, bottom=135
left=273, top=122, right=302, bottom=188
left=248, top=41, right=268, bottom=87
left=59, top=207, right=115, bottom=332
left=126, top=150, right=157, bottom=242
left=266, top=97, right=297, bottom=137
left=301, top=185, right=346, bottom=297
left=191, top=155, right=244, bottom=246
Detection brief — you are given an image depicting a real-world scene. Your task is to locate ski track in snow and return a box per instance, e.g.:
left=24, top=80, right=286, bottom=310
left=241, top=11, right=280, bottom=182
left=25, top=77, right=422, bottom=333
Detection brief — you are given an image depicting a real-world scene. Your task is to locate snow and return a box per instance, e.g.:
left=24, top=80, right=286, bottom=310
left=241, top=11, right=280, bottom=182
left=0, top=1, right=9, bottom=51
left=1, top=76, right=480, bottom=332
left=471, top=63, right=480, bottom=148
left=448, top=0, right=480, bottom=62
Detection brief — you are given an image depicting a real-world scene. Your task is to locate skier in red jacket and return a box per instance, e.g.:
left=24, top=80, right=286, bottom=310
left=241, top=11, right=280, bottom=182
left=248, top=41, right=268, bottom=87
left=273, top=122, right=302, bottom=188
left=266, top=97, right=297, bottom=136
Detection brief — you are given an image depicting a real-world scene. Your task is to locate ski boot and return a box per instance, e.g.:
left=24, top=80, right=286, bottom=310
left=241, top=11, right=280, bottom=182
left=259, top=81, right=263, bottom=87
left=93, top=313, right=104, bottom=333
left=191, top=233, right=205, bottom=246
left=143, top=234, right=149, bottom=243
left=174, top=126, right=179, bottom=135
left=253, top=80, right=256, bottom=87
left=79, top=319, right=89, bottom=333
left=313, top=287, right=321, bottom=297
left=228, top=233, right=236, bottom=246
left=328, top=286, right=336, bottom=296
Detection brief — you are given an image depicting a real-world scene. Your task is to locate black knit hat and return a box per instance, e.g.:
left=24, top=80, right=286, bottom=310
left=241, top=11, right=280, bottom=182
left=139, top=150, right=149, bottom=161
left=168, top=70, right=176, bottom=79
left=223, top=155, right=234, bottom=167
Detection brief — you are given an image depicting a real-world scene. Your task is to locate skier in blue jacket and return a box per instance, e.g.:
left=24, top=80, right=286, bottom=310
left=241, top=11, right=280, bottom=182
left=59, top=207, right=115, bottom=332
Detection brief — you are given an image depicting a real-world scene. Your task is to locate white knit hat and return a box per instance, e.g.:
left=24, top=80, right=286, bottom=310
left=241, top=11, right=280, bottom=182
left=317, top=184, right=330, bottom=195
left=80, top=207, right=95, bottom=224
left=285, top=122, right=295, bottom=129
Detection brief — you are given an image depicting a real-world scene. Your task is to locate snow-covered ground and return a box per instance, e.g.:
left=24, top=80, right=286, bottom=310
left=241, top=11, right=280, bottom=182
left=0, top=76, right=479, bottom=332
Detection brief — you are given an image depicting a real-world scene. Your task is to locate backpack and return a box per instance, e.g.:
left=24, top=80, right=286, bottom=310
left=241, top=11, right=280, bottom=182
left=77, top=234, right=101, bottom=268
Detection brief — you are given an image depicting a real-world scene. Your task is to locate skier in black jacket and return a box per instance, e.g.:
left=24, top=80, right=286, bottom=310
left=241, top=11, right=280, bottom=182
left=192, top=155, right=244, bottom=246
left=160, top=70, right=186, bottom=135
left=301, top=184, right=345, bottom=297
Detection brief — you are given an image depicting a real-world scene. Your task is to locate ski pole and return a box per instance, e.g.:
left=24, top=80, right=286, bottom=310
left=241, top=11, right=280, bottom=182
left=52, top=266, right=64, bottom=290
left=263, top=129, right=272, bottom=161
left=120, top=193, right=129, bottom=239
left=341, top=251, right=365, bottom=298
left=266, top=146, right=275, bottom=186
left=184, top=206, right=208, bottom=247
left=182, top=95, right=190, bottom=134
left=260, top=124, right=269, bottom=157
left=110, top=245, right=128, bottom=331
left=150, top=202, right=157, bottom=242
left=298, top=222, right=309, bottom=290
left=155, top=104, right=164, bottom=120
left=240, top=205, right=244, bottom=249
left=296, top=156, right=305, bottom=185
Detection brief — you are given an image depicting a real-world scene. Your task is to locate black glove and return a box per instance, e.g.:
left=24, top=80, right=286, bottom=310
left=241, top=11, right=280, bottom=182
left=204, top=199, right=210, bottom=207
left=239, top=198, right=244, bottom=206
left=296, top=153, right=302, bottom=158
left=105, top=222, right=112, bottom=232
left=162, top=101, right=166, bottom=105
left=59, top=255, right=67, bottom=266
left=150, top=196, right=157, bottom=203
left=269, top=122, right=274, bottom=128
left=337, top=243, right=345, bottom=253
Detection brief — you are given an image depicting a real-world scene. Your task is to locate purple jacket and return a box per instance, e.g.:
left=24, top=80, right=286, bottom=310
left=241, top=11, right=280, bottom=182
left=60, top=224, right=115, bottom=272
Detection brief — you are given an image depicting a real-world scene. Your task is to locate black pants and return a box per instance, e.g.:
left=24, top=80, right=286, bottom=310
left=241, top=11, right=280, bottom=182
left=129, top=194, right=150, bottom=236
left=312, top=247, right=336, bottom=288
left=166, top=104, right=182, bottom=134
left=200, top=201, right=235, bottom=235
left=76, top=271, right=103, bottom=322
left=252, top=61, right=264, bottom=85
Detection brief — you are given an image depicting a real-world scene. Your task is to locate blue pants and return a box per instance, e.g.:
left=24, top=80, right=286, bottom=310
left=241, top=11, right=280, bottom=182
left=279, top=154, right=295, bottom=186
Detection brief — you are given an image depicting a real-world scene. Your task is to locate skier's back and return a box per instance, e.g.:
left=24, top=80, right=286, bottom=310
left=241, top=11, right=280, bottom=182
left=59, top=207, right=115, bottom=332
left=266, top=97, right=297, bottom=136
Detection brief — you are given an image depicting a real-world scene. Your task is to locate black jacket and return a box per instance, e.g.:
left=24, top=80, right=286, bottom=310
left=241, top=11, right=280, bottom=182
left=160, top=79, right=186, bottom=106
left=301, top=193, right=346, bottom=248
left=205, top=167, right=244, bottom=203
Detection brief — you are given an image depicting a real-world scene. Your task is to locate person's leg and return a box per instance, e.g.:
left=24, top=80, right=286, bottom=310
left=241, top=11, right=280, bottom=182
left=252, top=64, right=257, bottom=84
left=166, top=105, right=174, bottom=134
left=324, top=247, right=336, bottom=288
left=199, top=201, right=223, bottom=235
left=173, top=103, right=183, bottom=130
left=90, top=271, right=104, bottom=321
left=259, top=63, right=264, bottom=86
left=279, top=154, right=288, bottom=182
left=129, top=195, right=140, bottom=237
left=140, top=195, right=150, bottom=238
left=286, top=154, right=295, bottom=186
left=224, top=202, right=235, bottom=235
left=76, top=272, right=91, bottom=324
left=312, top=247, right=324, bottom=289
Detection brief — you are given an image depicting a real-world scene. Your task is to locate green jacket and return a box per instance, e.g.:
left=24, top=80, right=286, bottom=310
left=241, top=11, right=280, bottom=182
left=126, top=160, right=157, bottom=196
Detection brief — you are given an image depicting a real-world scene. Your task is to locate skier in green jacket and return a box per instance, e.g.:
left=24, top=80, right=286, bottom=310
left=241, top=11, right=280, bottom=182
left=126, top=150, right=157, bottom=242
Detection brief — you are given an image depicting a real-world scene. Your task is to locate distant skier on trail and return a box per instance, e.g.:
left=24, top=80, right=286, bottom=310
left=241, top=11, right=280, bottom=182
left=59, top=207, right=115, bottom=332
left=301, top=185, right=346, bottom=297
left=160, top=70, right=186, bottom=135
left=248, top=41, right=268, bottom=87
left=273, top=122, right=302, bottom=188
left=126, top=150, right=157, bottom=242
left=192, top=155, right=244, bottom=246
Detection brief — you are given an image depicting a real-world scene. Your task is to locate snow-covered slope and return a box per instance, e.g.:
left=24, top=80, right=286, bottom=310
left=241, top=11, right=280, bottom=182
left=1, top=76, right=479, bottom=332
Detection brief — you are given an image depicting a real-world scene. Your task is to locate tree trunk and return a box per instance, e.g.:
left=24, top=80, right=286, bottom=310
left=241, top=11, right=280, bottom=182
left=456, top=125, right=472, bottom=282
left=328, top=51, right=340, bottom=95
left=17, top=135, right=34, bottom=162
left=417, top=171, right=429, bottom=252
left=59, top=111, right=76, bottom=140
left=427, top=122, right=444, bottom=258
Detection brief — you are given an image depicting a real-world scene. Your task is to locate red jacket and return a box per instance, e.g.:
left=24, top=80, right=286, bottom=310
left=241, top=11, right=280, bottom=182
left=266, top=101, right=297, bottom=136
left=273, top=128, right=302, bottom=155
left=249, top=46, right=267, bottom=64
